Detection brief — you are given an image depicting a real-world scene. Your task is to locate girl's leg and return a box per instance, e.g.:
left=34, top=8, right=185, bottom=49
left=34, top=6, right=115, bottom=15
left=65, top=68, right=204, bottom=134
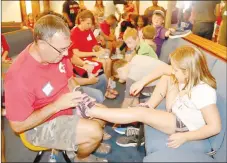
left=88, top=107, right=176, bottom=135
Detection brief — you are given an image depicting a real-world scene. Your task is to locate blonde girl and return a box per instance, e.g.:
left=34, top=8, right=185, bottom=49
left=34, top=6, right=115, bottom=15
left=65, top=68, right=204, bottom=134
left=76, top=46, right=221, bottom=148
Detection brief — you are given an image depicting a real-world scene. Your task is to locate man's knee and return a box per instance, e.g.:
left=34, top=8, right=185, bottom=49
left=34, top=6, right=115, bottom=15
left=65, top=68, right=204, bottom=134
left=87, top=121, right=103, bottom=142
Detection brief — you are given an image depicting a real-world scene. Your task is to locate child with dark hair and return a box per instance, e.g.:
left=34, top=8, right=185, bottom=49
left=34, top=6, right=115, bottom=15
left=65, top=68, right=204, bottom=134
left=135, top=15, right=148, bottom=39
left=179, top=9, right=193, bottom=31
left=99, top=14, right=118, bottom=53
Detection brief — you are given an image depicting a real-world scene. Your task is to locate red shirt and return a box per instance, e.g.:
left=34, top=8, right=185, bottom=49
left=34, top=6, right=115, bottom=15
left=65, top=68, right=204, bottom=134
left=100, top=21, right=110, bottom=36
left=70, top=26, right=98, bottom=54
left=5, top=45, right=73, bottom=122
left=1, top=34, right=10, bottom=56
left=70, top=27, right=102, bottom=77
left=27, top=20, right=34, bottom=29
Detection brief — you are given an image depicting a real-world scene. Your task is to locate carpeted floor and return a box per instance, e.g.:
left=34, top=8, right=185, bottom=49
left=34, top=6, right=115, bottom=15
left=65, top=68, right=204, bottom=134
left=3, top=82, right=146, bottom=162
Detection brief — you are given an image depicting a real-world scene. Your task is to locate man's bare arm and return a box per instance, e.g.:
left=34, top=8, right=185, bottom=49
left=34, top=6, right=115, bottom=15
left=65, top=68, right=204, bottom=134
left=9, top=103, right=59, bottom=133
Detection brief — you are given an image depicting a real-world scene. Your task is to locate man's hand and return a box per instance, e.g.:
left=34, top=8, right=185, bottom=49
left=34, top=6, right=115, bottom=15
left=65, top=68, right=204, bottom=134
left=167, top=133, right=187, bottom=148
left=53, top=91, right=84, bottom=111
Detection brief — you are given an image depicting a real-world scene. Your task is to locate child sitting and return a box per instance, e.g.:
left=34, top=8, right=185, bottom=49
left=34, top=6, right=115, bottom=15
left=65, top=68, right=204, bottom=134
left=179, top=9, right=193, bottom=31
left=25, top=13, right=35, bottom=29
left=116, top=26, right=158, bottom=83
left=135, top=15, right=148, bottom=39
left=123, top=26, right=158, bottom=61
left=99, top=14, right=118, bottom=53
left=152, top=10, right=175, bottom=57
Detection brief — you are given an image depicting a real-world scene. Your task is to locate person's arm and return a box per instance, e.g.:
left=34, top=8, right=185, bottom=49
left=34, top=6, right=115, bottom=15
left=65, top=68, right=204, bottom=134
left=184, top=104, right=221, bottom=141
left=129, top=62, right=172, bottom=95
left=9, top=103, right=59, bottom=133
left=165, top=28, right=175, bottom=37
left=2, top=51, right=9, bottom=62
left=71, top=53, right=85, bottom=67
left=100, top=31, right=115, bottom=41
left=6, top=73, right=83, bottom=133
left=72, top=48, right=102, bottom=58
left=141, top=63, right=172, bottom=86
left=62, top=2, right=73, bottom=26
left=74, top=76, right=98, bottom=86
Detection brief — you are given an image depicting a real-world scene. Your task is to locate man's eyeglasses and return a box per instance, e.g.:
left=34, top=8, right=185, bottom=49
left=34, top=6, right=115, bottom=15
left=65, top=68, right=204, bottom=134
left=44, top=40, right=71, bottom=56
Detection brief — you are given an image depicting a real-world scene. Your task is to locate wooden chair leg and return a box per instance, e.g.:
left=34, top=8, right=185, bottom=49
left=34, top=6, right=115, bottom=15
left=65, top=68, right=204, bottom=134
left=33, top=151, right=44, bottom=163
left=62, top=150, right=72, bottom=163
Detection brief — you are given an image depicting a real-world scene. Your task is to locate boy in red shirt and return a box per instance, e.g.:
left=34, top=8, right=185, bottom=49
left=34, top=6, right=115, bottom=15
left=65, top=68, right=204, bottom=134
left=99, top=14, right=118, bottom=54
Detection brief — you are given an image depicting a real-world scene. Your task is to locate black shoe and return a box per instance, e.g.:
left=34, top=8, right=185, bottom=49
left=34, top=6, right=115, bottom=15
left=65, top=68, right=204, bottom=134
left=116, top=135, right=144, bottom=147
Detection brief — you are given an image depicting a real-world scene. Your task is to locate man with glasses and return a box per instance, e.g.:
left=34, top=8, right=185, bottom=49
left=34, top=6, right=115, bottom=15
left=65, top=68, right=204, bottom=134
left=4, top=14, right=109, bottom=162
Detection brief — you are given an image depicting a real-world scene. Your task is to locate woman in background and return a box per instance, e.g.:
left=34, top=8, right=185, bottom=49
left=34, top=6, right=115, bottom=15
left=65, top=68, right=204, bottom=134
left=123, top=0, right=138, bottom=16
left=93, top=0, right=105, bottom=18
left=217, top=0, right=227, bottom=47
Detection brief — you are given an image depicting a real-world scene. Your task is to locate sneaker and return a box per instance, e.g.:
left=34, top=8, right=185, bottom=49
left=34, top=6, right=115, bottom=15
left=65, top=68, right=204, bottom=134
left=74, top=154, right=108, bottom=162
left=76, top=94, right=96, bottom=119
left=48, top=153, right=58, bottom=162
left=114, top=126, right=139, bottom=135
left=125, top=127, right=140, bottom=137
left=116, top=135, right=145, bottom=147
left=169, top=29, right=191, bottom=39
left=114, top=127, right=127, bottom=135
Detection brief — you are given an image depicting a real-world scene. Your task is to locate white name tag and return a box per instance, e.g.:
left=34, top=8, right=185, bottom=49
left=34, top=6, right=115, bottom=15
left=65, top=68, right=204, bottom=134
left=42, top=82, right=53, bottom=96
left=87, top=34, right=92, bottom=41
left=224, top=11, right=227, bottom=16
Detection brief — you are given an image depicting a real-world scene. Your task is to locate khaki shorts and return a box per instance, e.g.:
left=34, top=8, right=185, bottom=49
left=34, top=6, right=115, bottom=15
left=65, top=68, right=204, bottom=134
left=25, top=114, right=79, bottom=151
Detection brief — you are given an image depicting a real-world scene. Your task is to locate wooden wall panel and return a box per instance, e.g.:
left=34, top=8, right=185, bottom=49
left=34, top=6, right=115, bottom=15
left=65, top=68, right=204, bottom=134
left=31, top=1, right=40, bottom=18
left=135, top=0, right=140, bottom=14
left=20, top=0, right=27, bottom=23
left=43, top=0, right=50, bottom=12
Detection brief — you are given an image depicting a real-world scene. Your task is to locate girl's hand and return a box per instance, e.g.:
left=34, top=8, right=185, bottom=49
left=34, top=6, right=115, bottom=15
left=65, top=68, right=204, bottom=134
left=167, top=133, right=187, bottom=148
